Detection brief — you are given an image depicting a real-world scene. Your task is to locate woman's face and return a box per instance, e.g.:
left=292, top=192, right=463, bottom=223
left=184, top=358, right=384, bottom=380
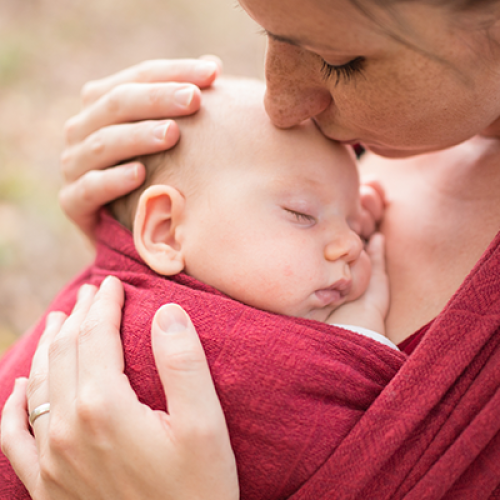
left=240, top=0, right=500, bottom=157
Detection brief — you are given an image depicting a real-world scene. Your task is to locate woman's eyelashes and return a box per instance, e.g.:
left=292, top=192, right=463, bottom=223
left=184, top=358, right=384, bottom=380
left=321, top=57, right=365, bottom=85
left=284, top=208, right=316, bottom=225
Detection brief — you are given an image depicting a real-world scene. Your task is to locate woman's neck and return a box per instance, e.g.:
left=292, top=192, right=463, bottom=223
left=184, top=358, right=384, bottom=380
left=415, top=137, right=500, bottom=202
left=360, top=137, right=500, bottom=344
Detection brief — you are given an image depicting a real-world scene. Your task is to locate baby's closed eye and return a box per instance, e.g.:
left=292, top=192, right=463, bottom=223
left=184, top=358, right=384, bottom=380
left=283, top=208, right=316, bottom=225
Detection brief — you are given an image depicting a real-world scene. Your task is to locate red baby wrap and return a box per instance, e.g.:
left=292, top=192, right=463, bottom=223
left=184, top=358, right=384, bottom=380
left=0, top=211, right=499, bottom=499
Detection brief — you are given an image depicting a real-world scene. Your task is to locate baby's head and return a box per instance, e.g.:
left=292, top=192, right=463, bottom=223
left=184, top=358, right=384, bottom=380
left=112, top=78, right=371, bottom=322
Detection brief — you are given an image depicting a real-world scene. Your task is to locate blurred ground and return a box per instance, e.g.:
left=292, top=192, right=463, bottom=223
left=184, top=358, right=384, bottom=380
left=0, top=0, right=265, bottom=354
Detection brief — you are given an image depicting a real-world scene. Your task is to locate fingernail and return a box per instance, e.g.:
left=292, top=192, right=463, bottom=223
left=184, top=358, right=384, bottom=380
left=94, top=276, right=113, bottom=300
left=124, top=163, right=140, bottom=181
left=100, top=275, right=115, bottom=290
left=77, top=284, right=94, bottom=301
left=157, top=304, right=189, bottom=334
left=174, top=87, right=195, bottom=107
left=46, top=311, right=60, bottom=328
left=194, top=61, right=217, bottom=79
left=153, top=121, right=172, bottom=141
left=14, top=377, right=27, bottom=392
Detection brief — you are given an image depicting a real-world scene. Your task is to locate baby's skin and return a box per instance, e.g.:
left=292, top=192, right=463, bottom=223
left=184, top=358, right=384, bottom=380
left=113, top=78, right=389, bottom=336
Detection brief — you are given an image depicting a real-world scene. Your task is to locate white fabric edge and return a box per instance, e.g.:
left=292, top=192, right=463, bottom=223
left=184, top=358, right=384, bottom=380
left=333, top=324, right=400, bottom=351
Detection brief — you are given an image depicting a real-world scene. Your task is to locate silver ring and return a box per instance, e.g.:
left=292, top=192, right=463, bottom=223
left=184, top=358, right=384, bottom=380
left=29, top=403, right=51, bottom=427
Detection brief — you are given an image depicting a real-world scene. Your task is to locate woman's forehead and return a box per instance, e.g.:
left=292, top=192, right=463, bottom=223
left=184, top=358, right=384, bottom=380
left=239, top=0, right=391, bottom=53
left=239, top=0, right=480, bottom=68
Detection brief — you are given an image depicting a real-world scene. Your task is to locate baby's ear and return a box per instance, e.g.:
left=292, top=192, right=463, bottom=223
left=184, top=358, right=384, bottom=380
left=134, top=185, right=186, bottom=276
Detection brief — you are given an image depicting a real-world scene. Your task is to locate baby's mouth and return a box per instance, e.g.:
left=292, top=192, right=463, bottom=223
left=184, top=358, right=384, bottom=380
left=314, top=280, right=352, bottom=307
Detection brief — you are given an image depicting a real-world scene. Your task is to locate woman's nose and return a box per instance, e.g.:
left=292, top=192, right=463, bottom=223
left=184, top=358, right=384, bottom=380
left=324, top=230, right=363, bottom=263
left=264, top=39, right=332, bottom=128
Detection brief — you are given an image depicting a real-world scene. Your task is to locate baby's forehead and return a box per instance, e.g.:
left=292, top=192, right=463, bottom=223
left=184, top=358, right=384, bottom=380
left=204, top=77, right=267, bottom=107
left=183, top=78, right=322, bottom=150
left=193, top=78, right=269, bottom=131
left=173, top=77, right=356, bottom=186
left=174, top=79, right=278, bottom=163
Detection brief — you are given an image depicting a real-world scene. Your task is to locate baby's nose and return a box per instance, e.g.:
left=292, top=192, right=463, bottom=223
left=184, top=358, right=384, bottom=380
left=324, top=231, right=363, bottom=263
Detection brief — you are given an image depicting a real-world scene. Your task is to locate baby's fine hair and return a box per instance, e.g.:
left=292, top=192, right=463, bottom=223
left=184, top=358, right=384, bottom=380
left=110, top=148, right=180, bottom=230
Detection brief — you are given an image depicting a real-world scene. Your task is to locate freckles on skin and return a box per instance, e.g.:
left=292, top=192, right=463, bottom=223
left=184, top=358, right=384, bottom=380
left=241, top=0, right=500, bottom=154
left=326, top=56, right=456, bottom=146
left=264, top=41, right=332, bottom=128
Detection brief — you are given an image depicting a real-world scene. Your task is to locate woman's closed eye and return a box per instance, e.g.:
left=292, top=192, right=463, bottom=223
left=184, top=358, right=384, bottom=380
left=321, top=57, right=365, bottom=85
left=284, top=208, right=316, bottom=225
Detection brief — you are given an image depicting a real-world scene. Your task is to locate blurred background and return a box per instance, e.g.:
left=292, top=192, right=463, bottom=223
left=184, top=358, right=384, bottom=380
left=0, top=0, right=265, bottom=354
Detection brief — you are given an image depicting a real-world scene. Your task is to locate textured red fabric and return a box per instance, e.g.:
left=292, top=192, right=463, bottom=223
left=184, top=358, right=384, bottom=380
left=397, top=321, right=431, bottom=355
left=0, top=211, right=499, bottom=499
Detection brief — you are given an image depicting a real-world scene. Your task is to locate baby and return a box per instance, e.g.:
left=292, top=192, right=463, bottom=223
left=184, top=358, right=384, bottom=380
left=0, top=77, right=403, bottom=500
left=112, top=76, right=391, bottom=343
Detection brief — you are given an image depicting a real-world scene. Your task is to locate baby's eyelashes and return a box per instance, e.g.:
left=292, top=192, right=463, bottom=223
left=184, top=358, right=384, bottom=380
left=283, top=208, right=316, bottom=225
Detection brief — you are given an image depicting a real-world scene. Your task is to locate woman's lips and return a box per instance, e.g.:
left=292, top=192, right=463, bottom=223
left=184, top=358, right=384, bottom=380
left=312, top=118, right=360, bottom=145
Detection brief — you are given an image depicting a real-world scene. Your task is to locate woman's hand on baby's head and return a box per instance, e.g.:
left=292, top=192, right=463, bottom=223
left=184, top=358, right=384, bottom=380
left=358, top=180, right=386, bottom=240
left=60, top=56, right=222, bottom=244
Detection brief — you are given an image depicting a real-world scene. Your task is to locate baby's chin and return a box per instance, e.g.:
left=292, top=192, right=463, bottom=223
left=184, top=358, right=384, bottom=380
left=299, top=306, right=337, bottom=323
left=275, top=293, right=352, bottom=323
left=262, top=301, right=335, bottom=323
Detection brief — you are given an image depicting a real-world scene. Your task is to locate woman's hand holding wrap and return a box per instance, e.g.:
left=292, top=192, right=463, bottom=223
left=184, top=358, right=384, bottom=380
left=60, top=57, right=221, bottom=243
left=1, top=277, right=238, bottom=500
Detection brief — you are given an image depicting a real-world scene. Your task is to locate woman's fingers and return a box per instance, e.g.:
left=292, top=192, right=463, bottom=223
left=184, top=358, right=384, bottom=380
left=152, top=305, right=224, bottom=427
left=151, top=304, right=239, bottom=498
left=59, top=57, right=222, bottom=244
left=3, top=280, right=238, bottom=500
left=62, top=119, right=179, bottom=183
left=27, top=313, right=67, bottom=411
left=66, top=83, right=200, bottom=146
left=63, top=277, right=134, bottom=443
left=1, top=377, right=40, bottom=491
left=59, top=163, right=146, bottom=243
left=26, top=311, right=68, bottom=447
left=76, top=277, right=126, bottom=391
left=48, top=285, right=97, bottom=414
left=151, top=305, right=233, bottom=444
left=81, top=58, right=220, bottom=107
